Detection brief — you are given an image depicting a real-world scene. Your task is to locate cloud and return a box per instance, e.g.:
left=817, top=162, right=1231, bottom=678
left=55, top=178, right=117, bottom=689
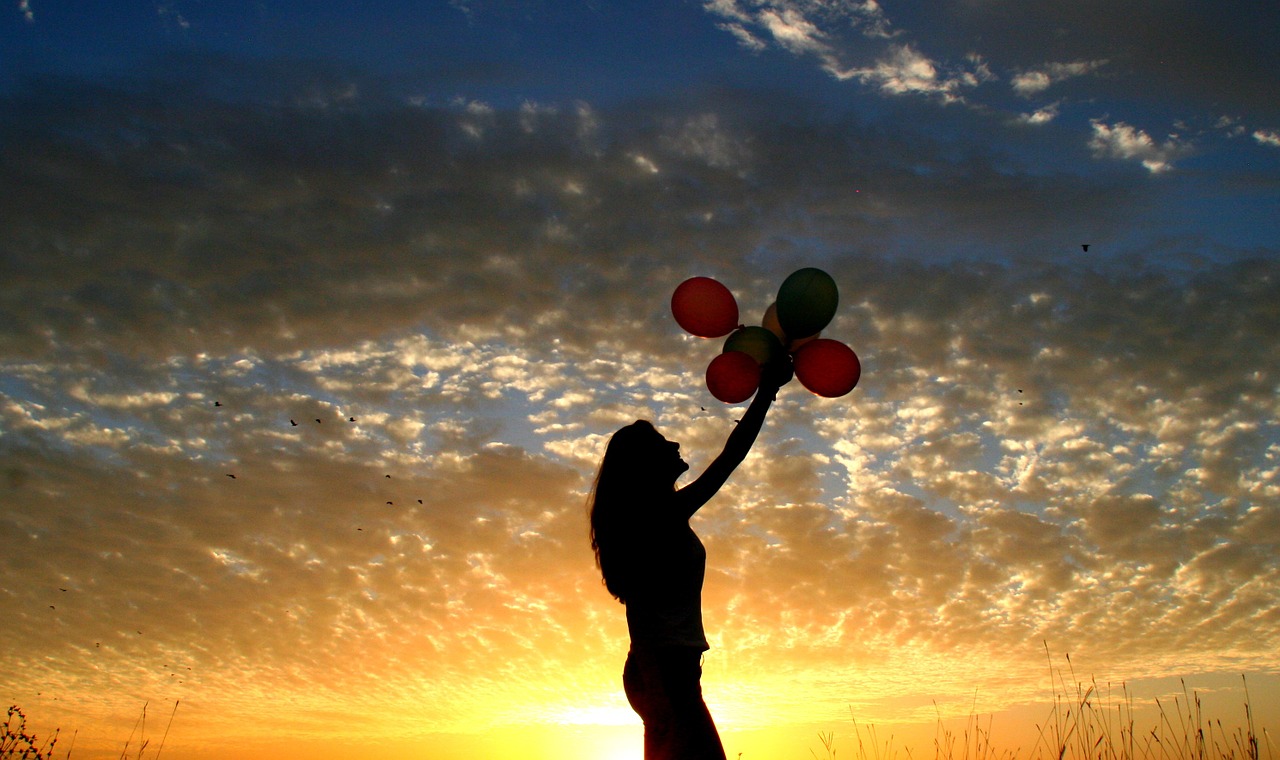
left=1255, top=129, right=1280, bottom=148
left=1017, top=101, right=1060, bottom=125
left=706, top=1, right=981, bottom=103
left=1011, top=60, right=1108, bottom=96
left=758, top=7, right=828, bottom=57
left=1088, top=119, right=1189, bottom=173
left=703, top=0, right=902, bottom=86
left=828, top=44, right=993, bottom=102
left=696, top=1, right=1277, bottom=177
left=716, top=21, right=768, bottom=52
left=1, top=60, right=1278, bottom=749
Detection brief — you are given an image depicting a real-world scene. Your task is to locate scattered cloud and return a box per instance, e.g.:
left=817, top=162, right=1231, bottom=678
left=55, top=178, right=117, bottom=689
left=758, top=7, right=827, bottom=57
left=1017, top=101, right=1060, bottom=126
left=830, top=44, right=981, bottom=103
left=1089, top=119, right=1189, bottom=173
left=1255, top=129, right=1280, bottom=149
left=697, top=1, right=1277, bottom=174
left=716, top=20, right=767, bottom=52
left=1011, top=60, right=1108, bottom=96
left=0, top=29, right=1277, bottom=753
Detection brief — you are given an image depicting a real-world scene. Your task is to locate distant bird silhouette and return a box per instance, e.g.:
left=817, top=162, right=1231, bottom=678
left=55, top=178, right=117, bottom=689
left=385, top=474, right=391, bottom=478
left=226, top=473, right=236, bottom=479
left=214, top=401, right=222, bottom=407
left=349, top=416, right=356, bottom=422
left=315, top=418, right=322, bottom=424
left=417, top=499, right=423, bottom=504
left=49, top=605, right=55, bottom=610
left=387, top=501, right=394, bottom=505
left=291, top=419, right=297, bottom=426
left=59, top=588, right=67, bottom=592
left=1082, top=244, right=1089, bottom=251
left=357, top=527, right=363, bottom=531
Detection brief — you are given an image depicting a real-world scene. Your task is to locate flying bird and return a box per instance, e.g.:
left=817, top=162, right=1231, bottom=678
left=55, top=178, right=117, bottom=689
left=214, top=401, right=222, bottom=407
left=226, top=473, right=236, bottom=479
left=1082, top=244, right=1090, bottom=251
left=291, top=419, right=297, bottom=426
left=386, top=501, right=394, bottom=505
left=349, top=416, right=356, bottom=422
left=315, top=418, right=322, bottom=424
left=417, top=499, right=423, bottom=504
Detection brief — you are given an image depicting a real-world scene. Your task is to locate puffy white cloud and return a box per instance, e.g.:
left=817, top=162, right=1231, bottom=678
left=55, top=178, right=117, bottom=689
left=1089, top=119, right=1189, bottom=172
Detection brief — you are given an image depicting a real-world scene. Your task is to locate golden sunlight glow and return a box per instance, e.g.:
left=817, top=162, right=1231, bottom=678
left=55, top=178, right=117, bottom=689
left=553, top=704, right=640, bottom=727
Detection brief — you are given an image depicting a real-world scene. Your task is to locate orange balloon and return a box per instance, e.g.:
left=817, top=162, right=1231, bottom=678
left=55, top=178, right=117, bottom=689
left=765, top=301, right=819, bottom=351
left=761, top=302, right=786, bottom=342
left=706, top=351, right=761, bottom=403
left=787, top=332, right=820, bottom=352
left=672, top=277, right=739, bottom=338
left=794, top=339, right=860, bottom=397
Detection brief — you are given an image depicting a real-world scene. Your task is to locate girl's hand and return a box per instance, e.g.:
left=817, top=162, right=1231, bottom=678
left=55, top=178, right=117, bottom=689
left=760, top=356, right=794, bottom=392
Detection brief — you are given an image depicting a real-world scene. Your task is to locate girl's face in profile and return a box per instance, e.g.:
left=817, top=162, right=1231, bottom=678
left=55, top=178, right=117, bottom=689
left=650, top=428, right=689, bottom=483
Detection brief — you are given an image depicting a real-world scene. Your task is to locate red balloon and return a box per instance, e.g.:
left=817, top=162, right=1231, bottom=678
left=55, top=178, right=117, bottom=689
left=706, top=351, right=761, bottom=403
left=794, top=339, right=861, bottom=397
left=672, top=277, right=739, bottom=338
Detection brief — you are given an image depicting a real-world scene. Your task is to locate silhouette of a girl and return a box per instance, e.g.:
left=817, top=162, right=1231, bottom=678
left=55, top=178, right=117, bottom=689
left=589, top=360, right=792, bottom=760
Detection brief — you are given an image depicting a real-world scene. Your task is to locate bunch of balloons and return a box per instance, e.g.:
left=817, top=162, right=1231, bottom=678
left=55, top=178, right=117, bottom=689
left=671, top=268, right=861, bottom=403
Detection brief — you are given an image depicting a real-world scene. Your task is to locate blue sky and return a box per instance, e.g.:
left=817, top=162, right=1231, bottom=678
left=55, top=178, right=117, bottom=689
left=2, top=2, right=1278, bottom=759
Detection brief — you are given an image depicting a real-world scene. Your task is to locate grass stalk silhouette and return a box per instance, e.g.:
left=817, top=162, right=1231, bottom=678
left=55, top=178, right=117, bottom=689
left=2, top=705, right=60, bottom=759
left=810, top=646, right=1272, bottom=760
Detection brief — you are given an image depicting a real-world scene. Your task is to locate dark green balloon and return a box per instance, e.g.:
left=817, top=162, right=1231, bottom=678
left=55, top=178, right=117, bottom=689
left=723, top=326, right=784, bottom=366
left=776, top=268, right=837, bottom=340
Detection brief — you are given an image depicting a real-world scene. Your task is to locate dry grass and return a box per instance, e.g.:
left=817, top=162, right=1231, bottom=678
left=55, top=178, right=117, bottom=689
left=814, top=648, right=1274, bottom=760
left=2, top=704, right=61, bottom=759
left=1, top=700, right=178, bottom=760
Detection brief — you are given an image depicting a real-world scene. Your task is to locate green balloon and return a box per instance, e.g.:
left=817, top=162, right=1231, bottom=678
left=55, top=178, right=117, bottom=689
left=776, top=268, right=838, bottom=340
left=723, top=326, right=784, bottom=365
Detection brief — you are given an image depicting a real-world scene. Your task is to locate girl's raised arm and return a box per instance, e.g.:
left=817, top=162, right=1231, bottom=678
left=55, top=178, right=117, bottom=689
left=674, top=361, right=791, bottom=519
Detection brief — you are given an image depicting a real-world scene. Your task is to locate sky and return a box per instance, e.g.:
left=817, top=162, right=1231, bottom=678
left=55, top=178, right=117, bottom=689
left=2, top=2, right=1278, bottom=759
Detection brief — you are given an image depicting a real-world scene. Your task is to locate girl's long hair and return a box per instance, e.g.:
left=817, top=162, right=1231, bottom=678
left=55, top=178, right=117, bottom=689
left=588, top=420, right=672, bottom=604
